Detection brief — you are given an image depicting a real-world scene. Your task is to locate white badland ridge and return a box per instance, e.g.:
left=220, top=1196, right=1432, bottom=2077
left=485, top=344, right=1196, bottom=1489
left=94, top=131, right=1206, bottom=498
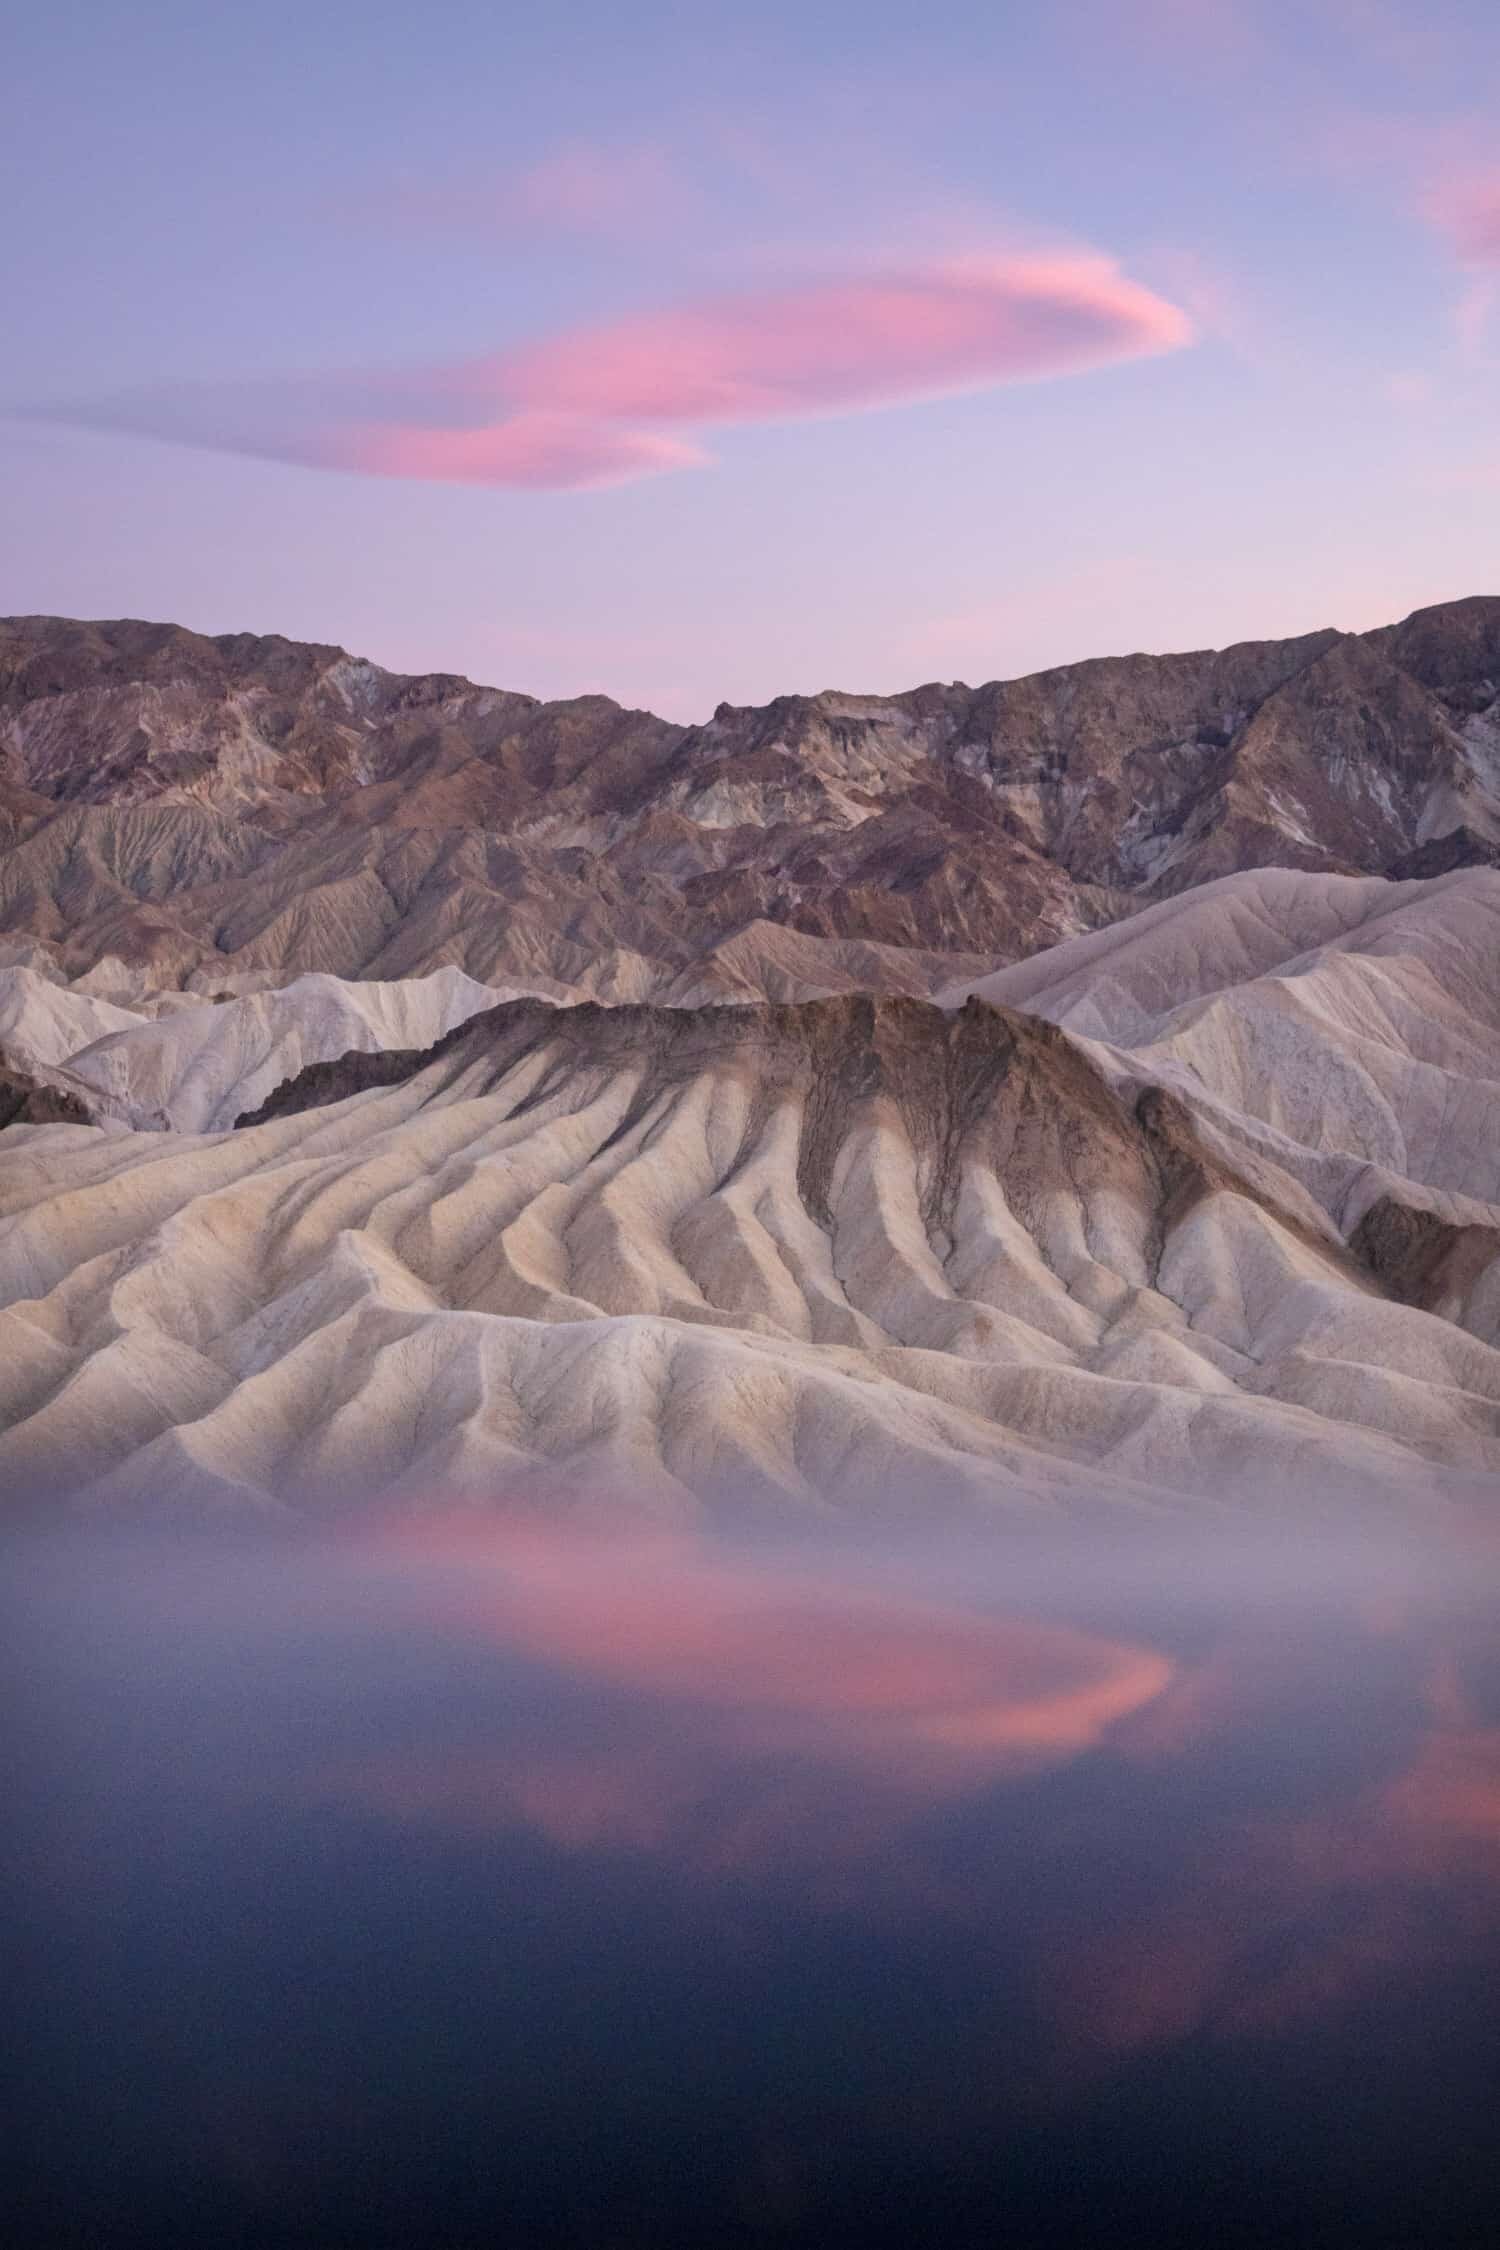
left=0, top=963, right=546, bottom=1133
left=1, top=865, right=1498, bottom=1519
left=945, top=865, right=1500, bottom=1224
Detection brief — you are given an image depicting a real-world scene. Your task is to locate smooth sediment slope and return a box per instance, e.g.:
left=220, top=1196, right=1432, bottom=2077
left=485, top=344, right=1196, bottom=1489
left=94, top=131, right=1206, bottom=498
left=0, top=965, right=518, bottom=1133
left=950, top=866, right=1500, bottom=1209
left=2, top=963, right=1497, bottom=1519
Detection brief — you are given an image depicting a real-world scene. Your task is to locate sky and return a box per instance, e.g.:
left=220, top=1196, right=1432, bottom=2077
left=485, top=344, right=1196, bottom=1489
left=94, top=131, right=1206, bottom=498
left=2, top=0, right=1496, bottom=718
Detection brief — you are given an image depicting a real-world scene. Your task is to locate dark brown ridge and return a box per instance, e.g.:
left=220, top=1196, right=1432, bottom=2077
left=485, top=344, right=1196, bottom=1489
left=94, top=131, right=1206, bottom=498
left=1350, top=1194, right=1500, bottom=1323
left=0, top=1053, right=93, bottom=1130
left=233, top=993, right=1363, bottom=1284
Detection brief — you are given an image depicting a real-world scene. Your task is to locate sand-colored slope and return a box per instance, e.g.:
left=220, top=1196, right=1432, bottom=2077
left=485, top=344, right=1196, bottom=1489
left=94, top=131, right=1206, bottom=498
left=54, top=966, right=521, bottom=1132
left=0, top=966, right=145, bottom=1074
left=0, top=961, right=585, bottom=1134
left=949, top=867, right=1500, bottom=1219
left=946, top=867, right=1495, bottom=1031
left=2, top=990, right=1497, bottom=1519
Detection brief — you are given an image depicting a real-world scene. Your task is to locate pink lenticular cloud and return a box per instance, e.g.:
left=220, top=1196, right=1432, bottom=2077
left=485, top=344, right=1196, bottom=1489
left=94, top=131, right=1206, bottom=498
left=495, top=255, right=1194, bottom=426
left=31, top=251, right=1193, bottom=491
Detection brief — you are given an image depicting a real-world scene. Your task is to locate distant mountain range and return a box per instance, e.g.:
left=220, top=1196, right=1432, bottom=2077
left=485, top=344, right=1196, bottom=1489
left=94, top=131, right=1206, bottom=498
left=2, top=599, right=1498, bottom=998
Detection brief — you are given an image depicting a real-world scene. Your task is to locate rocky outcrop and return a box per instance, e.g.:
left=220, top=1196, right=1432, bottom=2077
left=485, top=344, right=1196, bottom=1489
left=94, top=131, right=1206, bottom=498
left=1350, top=1195, right=1500, bottom=1342
left=1387, top=828, right=1500, bottom=880
left=0, top=1053, right=92, bottom=1129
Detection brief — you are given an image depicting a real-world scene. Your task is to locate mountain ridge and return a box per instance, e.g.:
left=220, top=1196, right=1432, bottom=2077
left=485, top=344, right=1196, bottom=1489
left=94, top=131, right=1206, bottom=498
left=2, top=598, right=1498, bottom=995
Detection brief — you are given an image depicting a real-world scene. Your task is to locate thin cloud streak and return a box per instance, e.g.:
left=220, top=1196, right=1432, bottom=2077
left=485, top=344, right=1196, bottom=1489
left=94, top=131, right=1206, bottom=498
left=333, top=413, right=711, bottom=491
left=1424, top=168, right=1500, bottom=265
left=1070, top=0, right=1260, bottom=72
left=1420, top=167, right=1500, bottom=359
left=364, top=140, right=691, bottom=241
left=23, top=252, right=1194, bottom=492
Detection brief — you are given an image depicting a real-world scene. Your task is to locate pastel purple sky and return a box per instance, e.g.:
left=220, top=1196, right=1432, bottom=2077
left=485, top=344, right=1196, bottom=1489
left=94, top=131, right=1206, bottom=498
left=3, top=0, right=1496, bottom=717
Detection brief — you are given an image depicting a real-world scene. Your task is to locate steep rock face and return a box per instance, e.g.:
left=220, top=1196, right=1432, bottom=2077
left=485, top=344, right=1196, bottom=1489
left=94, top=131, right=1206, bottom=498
left=240, top=991, right=1198, bottom=1256
left=1389, top=828, right=1500, bottom=880
left=0, top=932, right=1007, bottom=1126
left=2, top=600, right=1498, bottom=990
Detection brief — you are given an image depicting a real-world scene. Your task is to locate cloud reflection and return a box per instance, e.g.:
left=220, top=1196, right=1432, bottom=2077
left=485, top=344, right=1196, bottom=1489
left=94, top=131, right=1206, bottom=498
left=14, top=1513, right=1498, bottom=2112
left=307, top=1516, right=1175, bottom=1866
left=1041, top=1611, right=1500, bottom=2072
left=303, top=1517, right=1500, bottom=2080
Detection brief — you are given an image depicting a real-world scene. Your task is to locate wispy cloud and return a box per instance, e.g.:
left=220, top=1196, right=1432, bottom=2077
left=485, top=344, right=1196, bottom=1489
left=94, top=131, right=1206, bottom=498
left=1067, top=0, right=1260, bottom=72
left=1424, top=167, right=1500, bottom=265
left=363, top=140, right=690, bottom=242
left=332, top=413, right=710, bottom=490
left=1420, top=166, right=1500, bottom=360
left=22, top=252, right=1193, bottom=493
left=1310, top=112, right=1500, bottom=358
left=1133, top=0, right=1256, bottom=53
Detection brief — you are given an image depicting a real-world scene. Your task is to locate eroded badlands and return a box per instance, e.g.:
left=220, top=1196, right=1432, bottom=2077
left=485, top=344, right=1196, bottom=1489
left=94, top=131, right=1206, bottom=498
left=2, top=866, right=1498, bottom=1518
